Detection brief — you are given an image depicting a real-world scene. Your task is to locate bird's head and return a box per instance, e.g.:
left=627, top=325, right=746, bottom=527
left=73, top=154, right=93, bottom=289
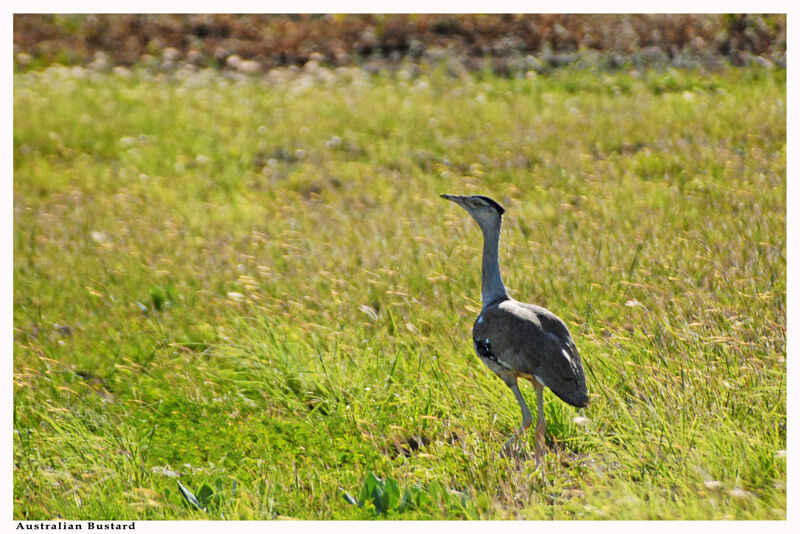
left=440, top=194, right=505, bottom=230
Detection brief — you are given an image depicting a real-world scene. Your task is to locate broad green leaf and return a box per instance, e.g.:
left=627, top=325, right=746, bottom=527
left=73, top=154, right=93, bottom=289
left=176, top=480, right=205, bottom=512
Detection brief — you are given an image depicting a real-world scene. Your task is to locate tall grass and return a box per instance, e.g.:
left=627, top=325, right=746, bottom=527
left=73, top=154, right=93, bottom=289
left=14, top=65, right=785, bottom=519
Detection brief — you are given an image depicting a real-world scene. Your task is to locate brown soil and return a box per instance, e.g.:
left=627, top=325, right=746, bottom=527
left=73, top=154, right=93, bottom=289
left=14, top=14, right=786, bottom=73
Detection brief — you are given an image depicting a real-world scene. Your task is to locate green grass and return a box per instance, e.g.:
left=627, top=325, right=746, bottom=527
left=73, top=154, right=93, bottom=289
left=14, top=65, right=785, bottom=520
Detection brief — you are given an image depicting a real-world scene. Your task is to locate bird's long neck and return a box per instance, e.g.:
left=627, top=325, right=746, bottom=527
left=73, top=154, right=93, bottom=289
left=479, top=217, right=509, bottom=308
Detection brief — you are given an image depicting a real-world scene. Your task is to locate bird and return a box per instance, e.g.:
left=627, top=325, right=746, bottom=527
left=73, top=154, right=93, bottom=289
left=440, top=193, right=589, bottom=463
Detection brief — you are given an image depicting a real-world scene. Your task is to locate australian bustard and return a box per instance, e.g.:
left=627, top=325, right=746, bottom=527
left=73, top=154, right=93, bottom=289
left=441, top=194, right=589, bottom=462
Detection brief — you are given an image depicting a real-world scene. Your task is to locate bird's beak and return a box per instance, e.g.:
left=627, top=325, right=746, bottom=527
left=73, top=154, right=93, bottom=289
left=440, top=194, right=464, bottom=205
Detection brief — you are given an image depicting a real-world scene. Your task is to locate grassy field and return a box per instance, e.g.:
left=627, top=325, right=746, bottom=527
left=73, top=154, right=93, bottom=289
left=13, top=64, right=785, bottom=520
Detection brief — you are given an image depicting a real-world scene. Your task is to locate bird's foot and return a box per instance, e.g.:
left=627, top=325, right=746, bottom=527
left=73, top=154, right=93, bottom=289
left=500, top=435, right=529, bottom=461
left=533, top=447, right=543, bottom=466
left=534, top=424, right=547, bottom=465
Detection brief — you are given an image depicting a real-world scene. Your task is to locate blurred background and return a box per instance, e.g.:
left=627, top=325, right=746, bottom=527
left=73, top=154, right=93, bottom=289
left=14, top=14, right=786, bottom=74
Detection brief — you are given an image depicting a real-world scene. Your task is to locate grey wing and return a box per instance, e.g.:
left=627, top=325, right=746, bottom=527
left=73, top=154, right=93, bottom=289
left=476, top=301, right=589, bottom=407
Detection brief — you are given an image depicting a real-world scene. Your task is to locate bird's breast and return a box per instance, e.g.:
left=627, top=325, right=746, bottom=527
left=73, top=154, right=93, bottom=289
left=473, top=335, right=516, bottom=379
left=474, top=337, right=495, bottom=362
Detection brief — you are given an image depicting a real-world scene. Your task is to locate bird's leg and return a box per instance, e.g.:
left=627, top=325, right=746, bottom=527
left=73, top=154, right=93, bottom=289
left=532, top=380, right=546, bottom=464
left=502, top=382, right=533, bottom=457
